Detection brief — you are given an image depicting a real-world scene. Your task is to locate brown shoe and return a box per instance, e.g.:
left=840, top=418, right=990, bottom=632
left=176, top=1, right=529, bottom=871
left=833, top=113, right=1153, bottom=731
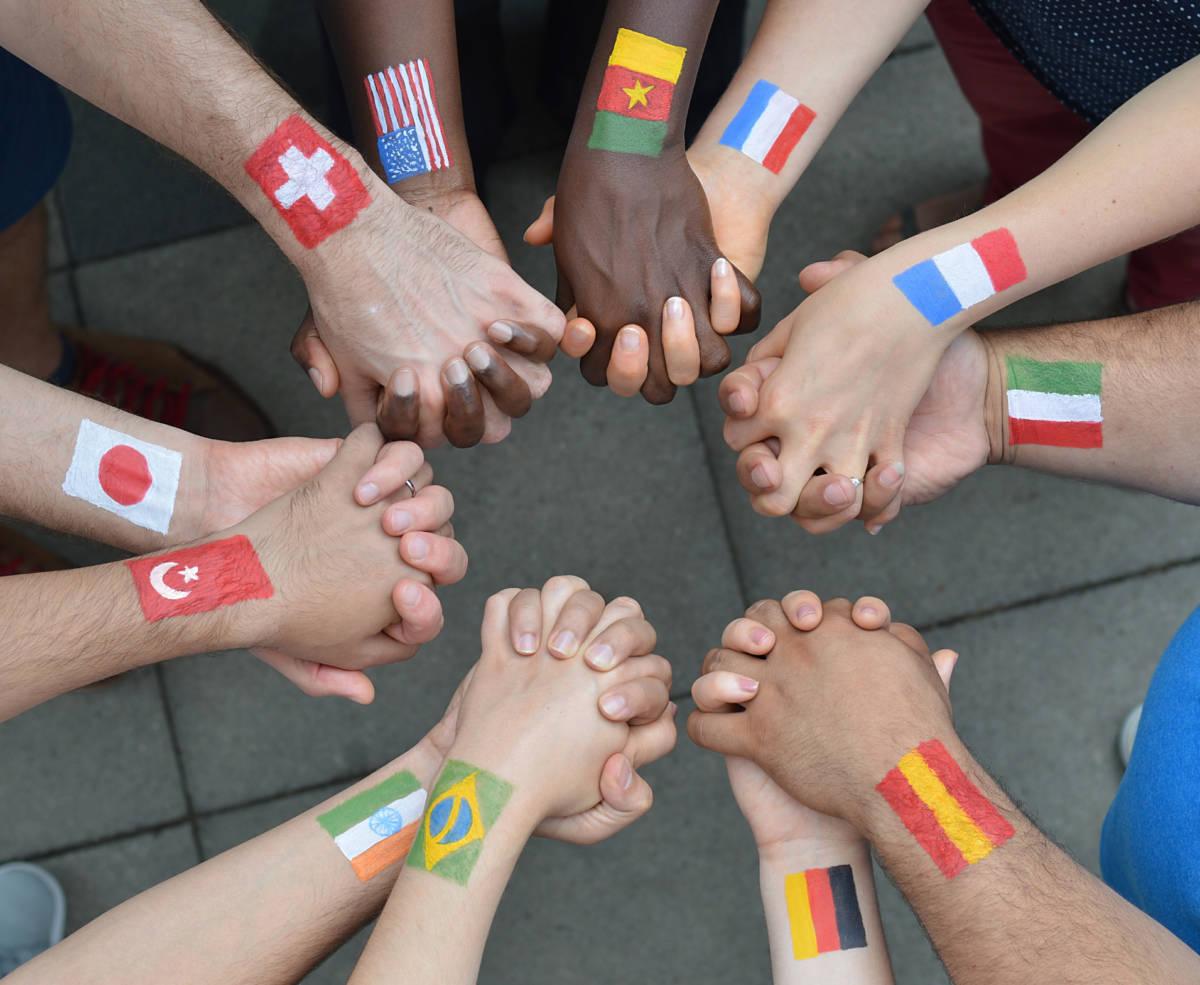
left=0, top=525, right=72, bottom=577
left=50, top=327, right=275, bottom=442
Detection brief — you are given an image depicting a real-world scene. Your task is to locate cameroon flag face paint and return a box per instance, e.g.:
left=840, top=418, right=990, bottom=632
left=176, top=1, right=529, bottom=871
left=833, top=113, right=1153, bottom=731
left=876, top=740, right=1015, bottom=878
left=588, top=28, right=687, bottom=157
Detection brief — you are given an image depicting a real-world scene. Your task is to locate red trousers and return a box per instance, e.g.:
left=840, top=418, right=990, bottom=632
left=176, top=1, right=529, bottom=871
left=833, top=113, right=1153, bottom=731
left=925, top=0, right=1200, bottom=309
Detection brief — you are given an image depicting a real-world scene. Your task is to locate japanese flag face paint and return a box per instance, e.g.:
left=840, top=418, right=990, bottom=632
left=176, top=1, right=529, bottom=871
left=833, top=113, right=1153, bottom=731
left=126, top=535, right=273, bottom=622
left=892, top=228, right=1027, bottom=327
left=364, top=59, right=453, bottom=185
left=62, top=419, right=182, bottom=534
left=319, top=771, right=427, bottom=881
left=719, top=80, right=816, bottom=174
left=244, top=115, right=370, bottom=249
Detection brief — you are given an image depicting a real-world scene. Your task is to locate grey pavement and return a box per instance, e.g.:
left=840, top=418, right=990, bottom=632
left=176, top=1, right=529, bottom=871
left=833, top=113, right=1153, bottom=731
left=2, top=4, right=1198, bottom=984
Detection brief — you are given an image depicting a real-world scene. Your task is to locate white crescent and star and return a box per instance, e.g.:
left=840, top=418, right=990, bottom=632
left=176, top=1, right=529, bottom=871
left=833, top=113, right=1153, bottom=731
left=148, top=561, right=200, bottom=601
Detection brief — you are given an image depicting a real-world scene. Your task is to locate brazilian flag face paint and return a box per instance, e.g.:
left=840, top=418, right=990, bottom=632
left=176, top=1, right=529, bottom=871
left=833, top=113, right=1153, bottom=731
left=407, top=760, right=513, bottom=885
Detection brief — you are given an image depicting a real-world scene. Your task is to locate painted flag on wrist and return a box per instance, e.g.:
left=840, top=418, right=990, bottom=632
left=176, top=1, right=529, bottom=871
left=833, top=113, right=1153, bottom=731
left=719, top=80, right=815, bottom=174
left=318, top=771, right=427, bottom=881
left=408, top=759, right=512, bottom=885
left=588, top=28, right=687, bottom=157
left=62, top=419, right=182, bottom=535
left=364, top=58, right=453, bottom=185
left=784, top=864, right=868, bottom=961
left=126, top=534, right=273, bottom=622
left=244, top=115, right=370, bottom=249
left=892, top=228, right=1027, bottom=327
left=1006, top=356, right=1103, bottom=448
left=877, top=739, right=1014, bottom=878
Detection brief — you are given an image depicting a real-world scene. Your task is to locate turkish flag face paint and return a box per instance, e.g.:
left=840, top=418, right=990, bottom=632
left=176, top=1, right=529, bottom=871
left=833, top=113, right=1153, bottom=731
left=126, top=535, right=274, bottom=622
left=244, top=115, right=371, bottom=249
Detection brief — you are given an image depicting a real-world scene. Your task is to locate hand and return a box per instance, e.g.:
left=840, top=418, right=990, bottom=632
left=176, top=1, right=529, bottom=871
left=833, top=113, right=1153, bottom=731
left=289, top=185, right=563, bottom=447
left=445, top=578, right=677, bottom=833
left=687, top=593, right=958, bottom=832
left=550, top=144, right=760, bottom=404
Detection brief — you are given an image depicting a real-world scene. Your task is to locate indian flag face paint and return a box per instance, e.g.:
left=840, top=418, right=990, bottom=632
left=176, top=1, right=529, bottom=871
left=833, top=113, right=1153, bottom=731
left=784, top=864, right=867, bottom=961
left=1007, top=356, right=1103, bottom=448
left=318, top=771, right=427, bottom=882
left=407, top=759, right=512, bottom=886
left=62, top=419, right=182, bottom=534
left=876, top=740, right=1014, bottom=878
left=719, top=80, right=815, bottom=174
left=588, top=28, right=687, bottom=157
left=892, top=228, right=1027, bottom=327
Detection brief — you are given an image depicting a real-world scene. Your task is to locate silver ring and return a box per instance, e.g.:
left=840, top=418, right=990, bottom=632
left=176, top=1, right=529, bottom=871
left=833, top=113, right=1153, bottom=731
left=849, top=477, right=862, bottom=488
left=404, top=478, right=417, bottom=498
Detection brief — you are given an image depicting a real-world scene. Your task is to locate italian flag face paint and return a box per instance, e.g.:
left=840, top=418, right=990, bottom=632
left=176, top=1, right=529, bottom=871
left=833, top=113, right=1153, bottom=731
left=1006, top=356, right=1103, bottom=448
left=318, top=771, right=427, bottom=881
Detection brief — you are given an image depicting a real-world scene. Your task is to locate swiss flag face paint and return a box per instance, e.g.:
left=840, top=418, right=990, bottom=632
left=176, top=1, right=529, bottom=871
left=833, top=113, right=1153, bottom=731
left=244, top=115, right=370, bottom=249
left=126, top=535, right=274, bottom=622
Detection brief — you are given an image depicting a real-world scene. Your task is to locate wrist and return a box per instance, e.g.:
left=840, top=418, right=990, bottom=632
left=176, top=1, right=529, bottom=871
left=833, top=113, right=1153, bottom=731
left=758, top=832, right=870, bottom=869
left=980, top=331, right=1012, bottom=465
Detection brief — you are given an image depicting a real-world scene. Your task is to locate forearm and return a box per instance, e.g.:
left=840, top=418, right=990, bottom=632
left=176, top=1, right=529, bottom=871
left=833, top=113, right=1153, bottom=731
left=758, top=838, right=894, bottom=984
left=861, top=736, right=1200, bottom=984
left=978, top=302, right=1200, bottom=503
left=11, top=742, right=444, bottom=985
left=0, top=366, right=211, bottom=552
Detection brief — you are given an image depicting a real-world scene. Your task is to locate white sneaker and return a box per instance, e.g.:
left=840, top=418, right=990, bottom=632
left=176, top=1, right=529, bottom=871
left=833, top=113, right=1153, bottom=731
left=1118, top=703, right=1144, bottom=770
left=0, top=863, right=65, bottom=977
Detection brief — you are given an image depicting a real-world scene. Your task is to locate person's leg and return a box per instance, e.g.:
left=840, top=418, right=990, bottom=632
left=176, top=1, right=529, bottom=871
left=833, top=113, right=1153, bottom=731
left=1101, top=606, right=1200, bottom=954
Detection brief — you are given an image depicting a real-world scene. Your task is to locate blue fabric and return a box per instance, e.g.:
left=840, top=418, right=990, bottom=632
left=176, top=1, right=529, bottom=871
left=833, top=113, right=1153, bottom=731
left=970, top=1, right=1200, bottom=124
left=0, top=47, right=72, bottom=232
left=1101, top=605, right=1200, bottom=953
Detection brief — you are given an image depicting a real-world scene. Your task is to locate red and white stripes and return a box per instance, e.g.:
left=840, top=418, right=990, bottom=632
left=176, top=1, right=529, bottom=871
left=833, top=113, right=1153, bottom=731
left=364, top=58, right=452, bottom=173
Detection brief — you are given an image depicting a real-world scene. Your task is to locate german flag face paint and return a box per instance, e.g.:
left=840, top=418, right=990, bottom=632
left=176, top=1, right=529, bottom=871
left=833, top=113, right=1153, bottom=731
left=784, top=864, right=867, bottom=960
left=407, top=760, right=512, bottom=886
left=876, top=740, right=1015, bottom=878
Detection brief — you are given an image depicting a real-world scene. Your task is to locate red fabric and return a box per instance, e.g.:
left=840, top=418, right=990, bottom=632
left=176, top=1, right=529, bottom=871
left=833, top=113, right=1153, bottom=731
left=926, top=0, right=1200, bottom=308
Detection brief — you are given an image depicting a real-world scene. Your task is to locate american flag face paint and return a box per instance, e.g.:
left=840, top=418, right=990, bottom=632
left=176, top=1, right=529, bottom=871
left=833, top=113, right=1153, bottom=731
left=364, top=59, right=453, bottom=184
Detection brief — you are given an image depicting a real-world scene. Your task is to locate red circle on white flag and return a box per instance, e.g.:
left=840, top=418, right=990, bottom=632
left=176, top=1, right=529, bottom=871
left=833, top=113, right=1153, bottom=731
left=99, top=444, right=153, bottom=506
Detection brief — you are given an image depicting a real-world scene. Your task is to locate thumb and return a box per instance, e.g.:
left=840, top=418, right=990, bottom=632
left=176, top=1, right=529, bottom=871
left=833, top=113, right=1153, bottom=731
left=327, top=422, right=387, bottom=481
left=290, top=310, right=341, bottom=398
left=797, top=250, right=869, bottom=294
left=523, top=195, right=556, bottom=246
left=931, top=648, right=959, bottom=693
left=254, top=436, right=342, bottom=490
left=596, top=753, right=654, bottom=817
left=730, top=264, right=762, bottom=336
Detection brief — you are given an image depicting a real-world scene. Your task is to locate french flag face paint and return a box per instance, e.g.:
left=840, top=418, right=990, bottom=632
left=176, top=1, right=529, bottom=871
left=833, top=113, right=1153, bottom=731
left=892, top=228, right=1027, bottom=327
left=719, top=80, right=815, bottom=174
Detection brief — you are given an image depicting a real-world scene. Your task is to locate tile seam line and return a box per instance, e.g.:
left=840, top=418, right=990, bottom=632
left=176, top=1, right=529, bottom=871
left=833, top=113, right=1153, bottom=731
left=153, top=664, right=204, bottom=859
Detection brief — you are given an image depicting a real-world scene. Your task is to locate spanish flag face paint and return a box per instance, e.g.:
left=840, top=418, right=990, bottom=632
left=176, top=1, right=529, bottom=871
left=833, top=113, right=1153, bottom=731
left=588, top=28, right=687, bottom=157
left=876, top=740, right=1015, bottom=878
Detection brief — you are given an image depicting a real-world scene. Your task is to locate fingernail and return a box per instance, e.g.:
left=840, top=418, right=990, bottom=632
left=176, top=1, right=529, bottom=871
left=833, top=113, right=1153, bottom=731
left=669, top=701, right=679, bottom=718
left=387, top=509, right=413, bottom=534
left=728, top=391, right=747, bottom=415
left=824, top=480, right=854, bottom=507
left=307, top=367, right=323, bottom=392
left=750, top=628, right=771, bottom=647
left=619, top=327, right=640, bottom=352
left=736, top=676, right=760, bottom=695
left=587, top=642, right=616, bottom=669
left=488, top=321, right=515, bottom=344
left=617, top=756, right=634, bottom=789
left=400, top=582, right=421, bottom=606
left=405, top=535, right=429, bottom=560
left=517, top=633, right=538, bottom=655
left=751, top=464, right=773, bottom=490
left=357, top=481, right=380, bottom=504
left=394, top=368, right=416, bottom=397
left=715, top=257, right=731, bottom=278
left=445, top=358, right=469, bottom=385
left=465, top=346, right=491, bottom=372
left=867, top=523, right=883, bottom=536
left=551, top=630, right=578, bottom=656
left=667, top=296, right=685, bottom=320
left=796, top=604, right=817, bottom=623
left=600, top=693, right=628, bottom=718
left=880, top=462, right=906, bottom=489
left=859, top=605, right=878, bottom=620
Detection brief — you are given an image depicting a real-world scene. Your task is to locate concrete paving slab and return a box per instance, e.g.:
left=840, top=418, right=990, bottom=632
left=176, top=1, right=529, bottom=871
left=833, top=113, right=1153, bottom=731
left=0, top=668, right=187, bottom=860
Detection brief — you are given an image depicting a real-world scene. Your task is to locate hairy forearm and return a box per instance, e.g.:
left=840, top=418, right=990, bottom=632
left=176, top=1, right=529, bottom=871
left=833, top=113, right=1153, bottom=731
left=758, top=839, right=894, bottom=984
left=10, top=742, right=444, bottom=985
left=979, top=302, right=1200, bottom=503
left=0, top=366, right=211, bottom=552
left=861, top=737, right=1200, bottom=984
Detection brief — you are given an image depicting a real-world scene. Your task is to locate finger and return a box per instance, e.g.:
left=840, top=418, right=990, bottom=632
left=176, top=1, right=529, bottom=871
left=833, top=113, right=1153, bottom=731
left=537, top=575, right=594, bottom=632
left=797, top=250, right=868, bottom=294
left=889, top=621, right=930, bottom=658
left=608, top=325, right=649, bottom=398
left=789, top=474, right=862, bottom=534
left=851, top=596, right=892, bottom=630
left=701, top=646, right=769, bottom=678
left=290, top=311, right=340, bottom=398
left=547, top=588, right=607, bottom=659
left=931, top=648, right=959, bottom=693
left=442, top=358, right=486, bottom=449
left=730, top=263, right=762, bottom=336
left=560, top=317, right=596, bottom=359
left=325, top=632, right=421, bottom=671
left=625, top=702, right=679, bottom=768
left=354, top=441, right=425, bottom=506
left=599, top=676, right=670, bottom=725
left=465, top=342, right=533, bottom=418
left=720, top=617, right=775, bottom=655
left=691, top=670, right=760, bottom=712
left=661, top=297, right=701, bottom=386
left=583, top=615, right=657, bottom=671
left=710, top=258, right=743, bottom=335
left=597, top=754, right=654, bottom=817
left=719, top=359, right=780, bottom=420
left=687, top=708, right=751, bottom=758
left=523, top=195, right=555, bottom=246
left=486, top=321, right=559, bottom=364
left=376, top=367, right=420, bottom=442
left=253, top=647, right=375, bottom=704
left=399, top=532, right=469, bottom=586
left=780, top=590, right=824, bottom=630
left=382, top=579, right=445, bottom=645
left=508, top=587, right=544, bottom=655
left=481, top=588, right=522, bottom=653
left=860, top=460, right=906, bottom=532
left=382, top=484, right=453, bottom=536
